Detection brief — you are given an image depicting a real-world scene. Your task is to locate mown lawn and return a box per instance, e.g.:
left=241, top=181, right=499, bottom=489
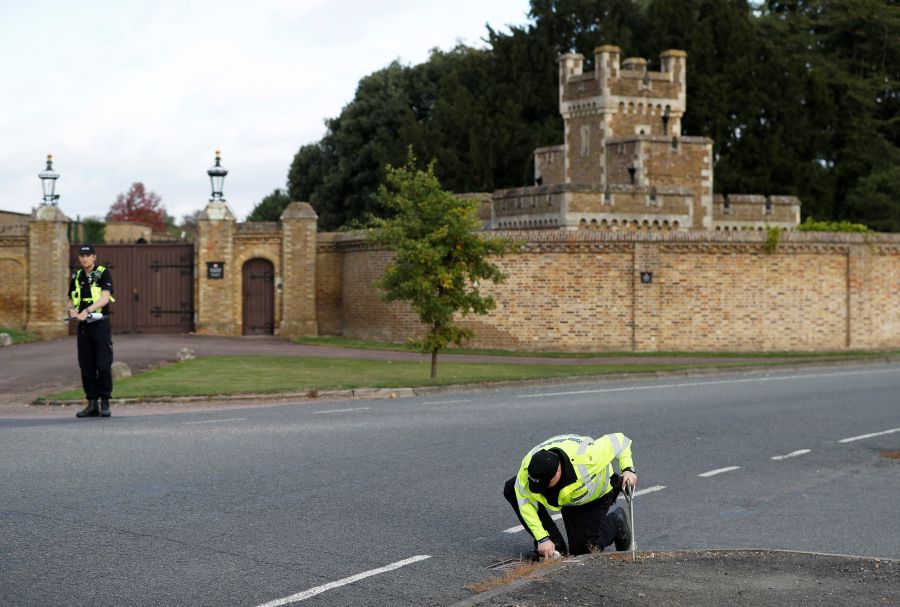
left=44, top=355, right=759, bottom=400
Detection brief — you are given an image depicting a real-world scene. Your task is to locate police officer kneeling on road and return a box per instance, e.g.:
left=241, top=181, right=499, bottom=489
left=67, top=245, right=115, bottom=418
left=503, top=433, right=637, bottom=560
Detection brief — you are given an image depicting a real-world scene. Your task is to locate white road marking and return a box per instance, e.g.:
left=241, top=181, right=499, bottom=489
left=181, top=418, right=246, bottom=425
left=698, top=466, right=740, bottom=478
left=504, top=514, right=562, bottom=534
left=771, top=449, right=811, bottom=460
left=504, top=486, right=666, bottom=534
left=423, top=399, right=472, bottom=405
left=313, top=407, right=371, bottom=414
left=253, top=555, right=431, bottom=607
left=517, top=368, right=898, bottom=399
left=838, top=427, right=900, bottom=443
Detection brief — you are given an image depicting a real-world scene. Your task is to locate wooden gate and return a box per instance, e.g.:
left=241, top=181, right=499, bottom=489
left=242, top=258, right=274, bottom=335
left=69, top=243, right=194, bottom=334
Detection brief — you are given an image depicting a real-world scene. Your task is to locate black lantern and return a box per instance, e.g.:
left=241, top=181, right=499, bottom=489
left=38, top=154, right=60, bottom=205
left=207, top=149, right=228, bottom=201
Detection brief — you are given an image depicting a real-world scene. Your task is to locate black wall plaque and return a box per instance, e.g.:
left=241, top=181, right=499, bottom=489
left=640, top=271, right=653, bottom=284
left=207, top=261, right=225, bottom=279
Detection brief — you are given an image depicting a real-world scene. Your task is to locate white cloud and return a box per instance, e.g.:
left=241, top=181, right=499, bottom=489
left=0, top=0, right=530, bottom=221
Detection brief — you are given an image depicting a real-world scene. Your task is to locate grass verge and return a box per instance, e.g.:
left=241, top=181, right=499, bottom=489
left=42, top=355, right=759, bottom=401
left=0, top=326, right=41, bottom=345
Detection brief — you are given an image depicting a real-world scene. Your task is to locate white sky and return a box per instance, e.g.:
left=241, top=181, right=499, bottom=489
left=0, top=0, right=531, bottom=222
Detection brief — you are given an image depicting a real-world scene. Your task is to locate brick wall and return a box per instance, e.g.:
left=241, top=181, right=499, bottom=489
left=324, top=230, right=900, bottom=352
left=0, top=225, right=28, bottom=328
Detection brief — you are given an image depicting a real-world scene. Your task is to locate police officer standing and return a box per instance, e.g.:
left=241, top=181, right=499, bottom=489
left=503, top=433, right=637, bottom=559
left=67, top=245, right=115, bottom=418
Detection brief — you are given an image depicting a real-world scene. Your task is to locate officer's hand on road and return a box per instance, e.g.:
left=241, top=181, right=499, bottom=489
left=621, top=471, right=637, bottom=491
left=537, top=539, right=557, bottom=559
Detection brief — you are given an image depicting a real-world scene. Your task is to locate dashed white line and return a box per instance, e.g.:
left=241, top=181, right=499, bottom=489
left=181, top=418, right=246, bottom=425
left=253, top=555, right=431, bottom=607
left=771, top=449, right=811, bottom=461
left=504, top=514, right=562, bottom=534
left=517, top=368, right=898, bottom=399
left=423, top=399, right=472, bottom=405
left=503, top=486, right=666, bottom=534
left=313, top=407, right=371, bottom=414
left=838, top=427, right=900, bottom=443
left=698, top=466, right=740, bottom=478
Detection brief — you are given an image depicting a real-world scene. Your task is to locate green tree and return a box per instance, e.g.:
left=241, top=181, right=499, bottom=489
left=247, top=188, right=292, bottom=222
left=81, top=218, right=105, bottom=244
left=844, top=165, right=900, bottom=232
left=368, top=153, right=508, bottom=378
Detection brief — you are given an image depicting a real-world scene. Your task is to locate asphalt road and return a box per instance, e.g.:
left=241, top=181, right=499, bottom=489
left=1, top=364, right=898, bottom=606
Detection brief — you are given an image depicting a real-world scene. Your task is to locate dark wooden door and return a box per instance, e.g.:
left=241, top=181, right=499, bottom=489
left=242, top=258, right=274, bottom=335
left=69, top=243, right=194, bottom=334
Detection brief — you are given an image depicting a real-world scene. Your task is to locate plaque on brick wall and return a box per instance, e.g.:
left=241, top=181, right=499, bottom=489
left=640, top=271, right=653, bottom=284
left=207, top=261, right=225, bottom=279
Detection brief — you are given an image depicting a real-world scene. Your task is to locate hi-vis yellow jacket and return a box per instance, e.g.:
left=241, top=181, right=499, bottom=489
left=70, top=266, right=115, bottom=309
left=514, top=433, right=634, bottom=541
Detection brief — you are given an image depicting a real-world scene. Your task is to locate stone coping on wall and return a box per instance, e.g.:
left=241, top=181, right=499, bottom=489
left=316, top=228, right=900, bottom=254
left=713, top=194, right=801, bottom=206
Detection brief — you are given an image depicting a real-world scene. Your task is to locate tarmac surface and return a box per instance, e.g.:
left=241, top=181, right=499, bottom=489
left=2, top=334, right=898, bottom=606
left=462, top=550, right=899, bottom=607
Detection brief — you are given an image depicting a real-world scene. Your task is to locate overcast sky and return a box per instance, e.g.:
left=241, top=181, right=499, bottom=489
left=0, top=0, right=531, bottom=223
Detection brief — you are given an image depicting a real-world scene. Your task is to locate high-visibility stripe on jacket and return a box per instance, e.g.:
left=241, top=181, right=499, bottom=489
left=71, top=266, right=115, bottom=308
left=513, top=433, right=634, bottom=541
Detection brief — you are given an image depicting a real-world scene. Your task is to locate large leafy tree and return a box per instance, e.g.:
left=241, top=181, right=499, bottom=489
left=368, top=153, right=508, bottom=378
left=247, top=188, right=292, bottom=222
left=286, top=0, right=899, bottom=231
left=107, top=182, right=168, bottom=232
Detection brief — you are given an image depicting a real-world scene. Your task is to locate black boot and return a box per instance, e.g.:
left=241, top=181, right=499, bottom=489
left=99, top=396, right=111, bottom=417
left=611, top=507, right=632, bottom=551
left=76, top=399, right=99, bottom=418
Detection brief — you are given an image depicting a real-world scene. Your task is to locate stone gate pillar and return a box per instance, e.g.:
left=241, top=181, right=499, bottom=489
left=279, top=202, right=318, bottom=337
left=195, top=201, right=237, bottom=335
left=26, top=205, right=70, bottom=337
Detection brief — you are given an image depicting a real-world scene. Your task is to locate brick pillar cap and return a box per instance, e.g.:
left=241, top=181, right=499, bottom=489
left=280, top=202, right=318, bottom=221
left=32, top=205, right=69, bottom=222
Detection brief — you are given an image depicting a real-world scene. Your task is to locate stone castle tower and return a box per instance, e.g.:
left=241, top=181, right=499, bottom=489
left=490, top=46, right=801, bottom=231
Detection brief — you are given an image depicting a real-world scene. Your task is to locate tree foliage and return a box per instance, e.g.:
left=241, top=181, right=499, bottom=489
left=368, top=152, right=508, bottom=377
left=287, top=0, right=900, bottom=231
left=107, top=183, right=168, bottom=232
left=247, top=188, right=292, bottom=222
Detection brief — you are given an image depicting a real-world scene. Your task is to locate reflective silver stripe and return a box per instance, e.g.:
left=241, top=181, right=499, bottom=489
left=607, top=433, right=622, bottom=455
left=576, top=437, right=592, bottom=455
left=515, top=477, right=536, bottom=508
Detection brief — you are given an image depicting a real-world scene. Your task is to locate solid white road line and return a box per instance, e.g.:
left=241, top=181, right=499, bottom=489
left=698, top=466, right=740, bottom=478
left=253, top=555, right=431, bottom=607
left=838, top=427, right=900, bottom=443
left=181, top=418, right=246, bottom=425
left=517, top=368, right=898, bottom=399
left=771, top=449, right=811, bottom=460
left=503, top=486, right=666, bottom=533
left=313, top=407, right=371, bottom=414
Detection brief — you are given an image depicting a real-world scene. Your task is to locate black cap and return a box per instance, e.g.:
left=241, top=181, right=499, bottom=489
left=527, top=449, right=560, bottom=493
left=78, top=245, right=95, bottom=255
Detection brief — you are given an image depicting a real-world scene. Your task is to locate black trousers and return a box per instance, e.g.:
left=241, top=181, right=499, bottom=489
left=77, top=317, right=113, bottom=400
left=503, top=476, right=621, bottom=556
